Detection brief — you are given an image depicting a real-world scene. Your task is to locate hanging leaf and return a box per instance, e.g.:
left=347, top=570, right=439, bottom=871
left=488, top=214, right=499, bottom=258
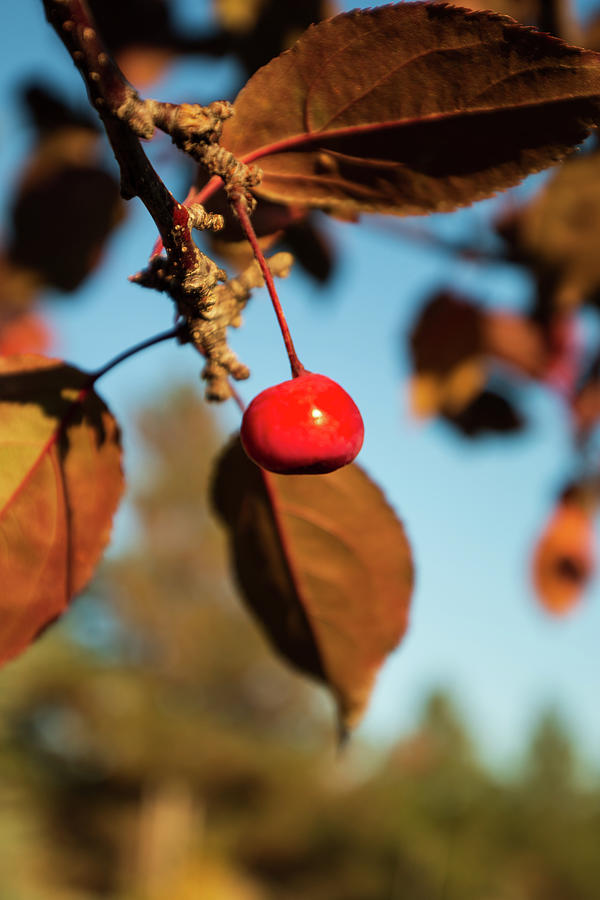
left=0, top=313, right=52, bottom=357
left=498, top=149, right=600, bottom=311
left=442, top=388, right=524, bottom=437
left=221, top=2, right=600, bottom=215
left=409, top=292, right=486, bottom=418
left=532, top=497, right=595, bottom=616
left=8, top=86, right=124, bottom=294
left=0, top=355, right=124, bottom=664
left=212, top=437, right=413, bottom=729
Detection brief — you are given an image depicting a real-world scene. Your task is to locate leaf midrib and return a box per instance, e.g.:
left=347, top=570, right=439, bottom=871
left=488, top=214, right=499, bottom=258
left=239, top=85, right=600, bottom=165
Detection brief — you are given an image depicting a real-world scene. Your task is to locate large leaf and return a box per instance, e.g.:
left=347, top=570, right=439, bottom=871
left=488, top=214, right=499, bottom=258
left=212, top=437, right=413, bottom=729
left=221, top=2, right=600, bottom=215
left=0, top=355, right=123, bottom=664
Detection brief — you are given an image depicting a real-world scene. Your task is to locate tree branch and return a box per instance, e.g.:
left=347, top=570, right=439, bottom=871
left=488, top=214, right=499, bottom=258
left=41, top=0, right=202, bottom=269
left=40, top=0, right=277, bottom=400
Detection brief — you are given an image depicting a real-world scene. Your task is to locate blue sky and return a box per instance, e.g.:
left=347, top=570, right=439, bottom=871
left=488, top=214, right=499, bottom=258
left=2, top=0, right=600, bottom=769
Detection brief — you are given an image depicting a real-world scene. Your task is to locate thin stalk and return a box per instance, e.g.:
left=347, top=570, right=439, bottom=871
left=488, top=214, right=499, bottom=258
left=233, top=196, right=304, bottom=378
left=90, top=325, right=184, bottom=384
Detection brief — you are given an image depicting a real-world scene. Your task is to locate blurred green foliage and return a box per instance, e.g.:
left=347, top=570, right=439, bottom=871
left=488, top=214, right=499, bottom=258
left=1, top=388, right=599, bottom=900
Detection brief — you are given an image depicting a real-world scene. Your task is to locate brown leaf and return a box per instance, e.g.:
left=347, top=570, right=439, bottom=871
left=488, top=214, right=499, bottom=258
left=207, top=193, right=307, bottom=270
left=443, top=388, right=524, bottom=437
left=498, top=149, right=600, bottom=310
left=0, top=313, right=52, bottom=357
left=409, top=293, right=486, bottom=418
left=221, top=2, right=600, bottom=215
left=483, top=311, right=547, bottom=377
left=8, top=90, right=124, bottom=293
left=9, top=154, right=124, bottom=293
left=446, top=0, right=581, bottom=43
left=212, top=437, right=413, bottom=729
left=214, top=0, right=337, bottom=79
left=572, top=348, right=600, bottom=435
left=0, top=356, right=124, bottom=664
left=532, top=497, right=595, bottom=615
left=284, top=217, right=335, bottom=284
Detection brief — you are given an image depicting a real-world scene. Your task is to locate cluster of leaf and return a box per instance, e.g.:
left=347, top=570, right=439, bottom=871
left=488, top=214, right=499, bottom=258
left=1, top=388, right=599, bottom=900
left=399, top=0, right=600, bottom=615
left=0, top=84, right=123, bottom=356
left=5, top=0, right=600, bottom=728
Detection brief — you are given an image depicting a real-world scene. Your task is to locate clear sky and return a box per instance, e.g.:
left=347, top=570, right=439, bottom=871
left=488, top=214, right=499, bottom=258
left=2, top=0, right=600, bottom=770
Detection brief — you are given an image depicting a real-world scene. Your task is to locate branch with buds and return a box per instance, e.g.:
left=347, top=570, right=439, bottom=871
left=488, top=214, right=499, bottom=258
left=41, top=0, right=278, bottom=399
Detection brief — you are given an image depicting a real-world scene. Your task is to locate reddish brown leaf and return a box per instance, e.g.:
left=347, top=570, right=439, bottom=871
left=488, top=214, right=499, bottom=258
left=446, top=0, right=581, bottom=43
left=221, top=2, right=600, bottom=216
left=483, top=311, right=547, bottom=377
left=0, top=313, right=52, bottom=357
left=532, top=497, right=595, bottom=615
left=214, top=0, right=337, bottom=79
left=498, top=149, right=600, bottom=311
left=10, top=154, right=123, bottom=293
left=571, top=348, right=600, bottom=436
left=212, top=437, right=413, bottom=729
left=8, top=91, right=124, bottom=293
left=409, top=293, right=486, bottom=418
left=0, top=356, right=124, bottom=664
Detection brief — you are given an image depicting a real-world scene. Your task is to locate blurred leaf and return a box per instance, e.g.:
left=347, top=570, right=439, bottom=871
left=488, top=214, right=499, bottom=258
left=0, top=355, right=123, bottom=665
left=212, top=438, right=413, bottom=729
left=409, top=293, right=486, bottom=418
left=213, top=0, right=335, bottom=79
left=532, top=496, right=595, bottom=615
left=498, top=149, right=600, bottom=311
left=284, top=217, right=334, bottom=284
left=215, top=0, right=266, bottom=34
left=0, top=313, right=52, bottom=356
left=22, top=83, right=98, bottom=135
left=483, top=310, right=547, bottom=377
left=87, top=0, right=171, bottom=52
left=411, top=293, right=483, bottom=375
left=222, top=2, right=600, bottom=216
left=572, top=349, right=600, bottom=436
left=207, top=194, right=307, bottom=270
left=0, top=254, right=41, bottom=318
left=10, top=153, right=123, bottom=293
left=443, top=388, right=524, bottom=437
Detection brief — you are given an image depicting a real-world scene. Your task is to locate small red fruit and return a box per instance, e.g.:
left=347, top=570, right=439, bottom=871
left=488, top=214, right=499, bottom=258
left=241, top=372, right=364, bottom=474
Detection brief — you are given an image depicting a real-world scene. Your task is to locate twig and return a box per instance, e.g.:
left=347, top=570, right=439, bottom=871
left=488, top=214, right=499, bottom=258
left=90, top=325, right=186, bottom=383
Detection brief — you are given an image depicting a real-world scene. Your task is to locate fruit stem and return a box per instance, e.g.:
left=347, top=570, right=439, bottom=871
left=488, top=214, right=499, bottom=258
left=228, top=381, right=247, bottom=414
left=233, top=196, right=305, bottom=378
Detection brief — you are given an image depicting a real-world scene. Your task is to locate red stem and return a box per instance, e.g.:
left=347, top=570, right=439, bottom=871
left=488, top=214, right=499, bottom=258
left=228, top=381, right=246, bottom=414
left=233, top=196, right=304, bottom=378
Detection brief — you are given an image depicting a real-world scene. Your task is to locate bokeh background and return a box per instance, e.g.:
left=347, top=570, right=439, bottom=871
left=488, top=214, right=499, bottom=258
left=1, top=1, right=600, bottom=897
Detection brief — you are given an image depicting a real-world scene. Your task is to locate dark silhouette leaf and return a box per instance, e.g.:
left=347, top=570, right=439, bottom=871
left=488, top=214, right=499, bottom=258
left=10, top=156, right=123, bottom=293
left=443, top=388, right=524, bottom=437
left=0, top=356, right=123, bottom=664
left=221, top=2, right=600, bottom=215
left=212, top=438, right=413, bottom=728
